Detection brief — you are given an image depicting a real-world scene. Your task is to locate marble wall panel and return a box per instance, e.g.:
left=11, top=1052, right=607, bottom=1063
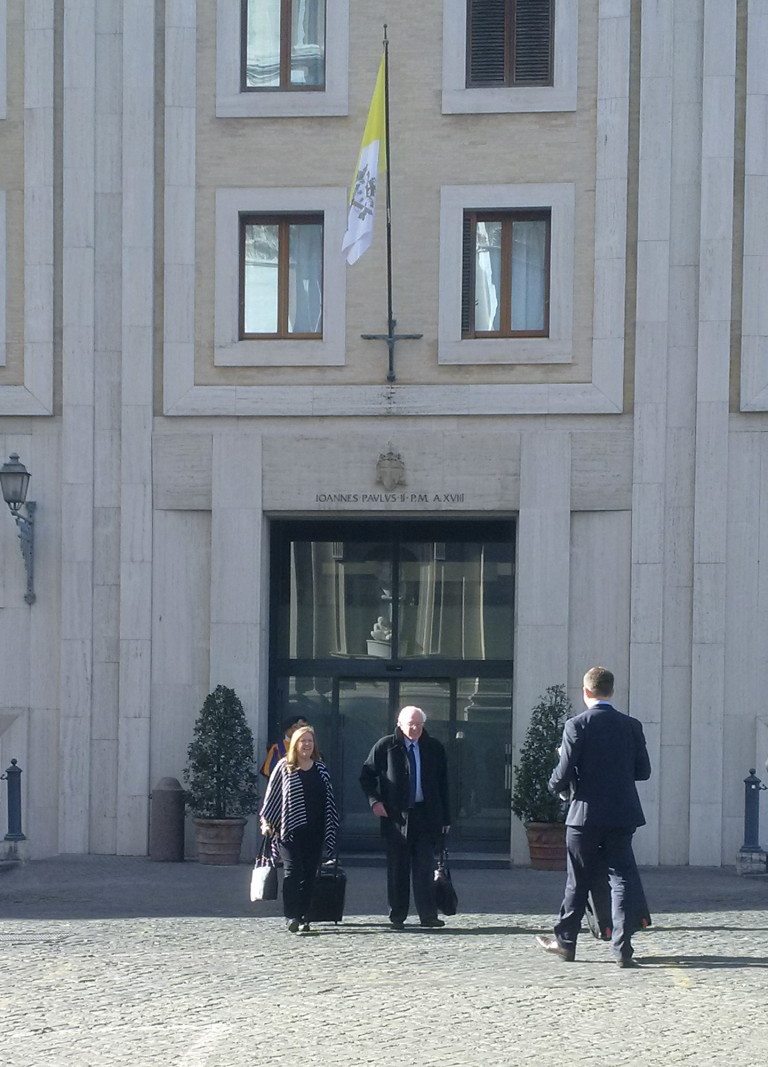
left=567, top=510, right=631, bottom=712
left=210, top=433, right=263, bottom=744
left=261, top=431, right=522, bottom=513
left=116, top=715, right=151, bottom=855
left=21, top=431, right=60, bottom=732
left=512, top=433, right=571, bottom=862
left=26, top=707, right=58, bottom=858
left=658, top=739, right=692, bottom=864
left=689, top=2, right=735, bottom=868
left=150, top=511, right=211, bottom=793
left=89, top=737, right=117, bottom=854
left=153, top=433, right=212, bottom=512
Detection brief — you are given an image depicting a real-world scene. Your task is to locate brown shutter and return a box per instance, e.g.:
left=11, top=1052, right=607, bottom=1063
left=513, top=0, right=553, bottom=86
left=467, top=0, right=507, bottom=87
left=461, top=213, right=474, bottom=337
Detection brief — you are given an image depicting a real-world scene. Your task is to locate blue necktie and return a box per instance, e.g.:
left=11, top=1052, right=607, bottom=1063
left=406, top=743, right=417, bottom=808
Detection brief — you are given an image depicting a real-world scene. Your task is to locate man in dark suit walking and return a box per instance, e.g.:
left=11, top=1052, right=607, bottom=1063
left=360, top=706, right=451, bottom=928
left=536, top=666, right=651, bottom=967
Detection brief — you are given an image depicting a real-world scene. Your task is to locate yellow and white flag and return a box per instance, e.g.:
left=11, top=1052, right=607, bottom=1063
left=342, top=56, right=387, bottom=265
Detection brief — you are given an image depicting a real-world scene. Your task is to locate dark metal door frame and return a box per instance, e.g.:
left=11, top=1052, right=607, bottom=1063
left=268, top=517, right=516, bottom=848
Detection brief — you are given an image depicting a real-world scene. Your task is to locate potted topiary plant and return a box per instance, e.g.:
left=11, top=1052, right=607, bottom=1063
left=511, top=684, right=572, bottom=870
left=183, top=684, right=260, bottom=865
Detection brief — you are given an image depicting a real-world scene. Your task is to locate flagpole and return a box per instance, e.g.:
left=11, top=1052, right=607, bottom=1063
left=383, top=24, right=395, bottom=383
left=357, top=26, right=422, bottom=380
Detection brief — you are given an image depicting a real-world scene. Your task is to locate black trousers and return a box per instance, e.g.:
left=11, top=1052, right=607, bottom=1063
left=385, top=804, right=439, bottom=924
left=279, top=826, right=324, bottom=922
left=554, top=825, right=638, bottom=960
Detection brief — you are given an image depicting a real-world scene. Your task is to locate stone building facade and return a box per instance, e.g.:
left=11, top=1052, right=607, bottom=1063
left=1, top=0, right=767, bottom=864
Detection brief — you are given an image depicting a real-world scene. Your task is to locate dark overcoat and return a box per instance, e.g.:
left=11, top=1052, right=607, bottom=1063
left=360, top=727, right=451, bottom=836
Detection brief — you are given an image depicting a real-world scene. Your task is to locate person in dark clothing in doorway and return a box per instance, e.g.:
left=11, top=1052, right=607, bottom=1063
left=360, top=706, right=451, bottom=928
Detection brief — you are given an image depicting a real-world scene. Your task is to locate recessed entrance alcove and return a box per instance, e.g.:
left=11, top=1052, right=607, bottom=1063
left=269, top=518, right=516, bottom=852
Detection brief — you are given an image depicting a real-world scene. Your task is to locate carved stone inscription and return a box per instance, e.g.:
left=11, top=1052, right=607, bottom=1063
left=314, top=491, right=466, bottom=505
left=313, top=444, right=466, bottom=505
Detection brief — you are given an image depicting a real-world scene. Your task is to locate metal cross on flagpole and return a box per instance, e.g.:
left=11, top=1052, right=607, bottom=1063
left=362, top=322, right=423, bottom=384
left=361, top=25, right=422, bottom=383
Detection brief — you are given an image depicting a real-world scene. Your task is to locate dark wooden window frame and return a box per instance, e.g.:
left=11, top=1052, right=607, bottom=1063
left=241, top=0, right=327, bottom=92
left=466, top=0, right=555, bottom=89
left=462, top=209, right=551, bottom=339
left=239, top=212, right=324, bottom=340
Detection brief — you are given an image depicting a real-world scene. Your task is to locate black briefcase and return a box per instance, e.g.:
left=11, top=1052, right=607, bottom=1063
left=585, top=868, right=652, bottom=940
left=434, top=848, right=458, bottom=916
left=307, top=858, right=347, bottom=923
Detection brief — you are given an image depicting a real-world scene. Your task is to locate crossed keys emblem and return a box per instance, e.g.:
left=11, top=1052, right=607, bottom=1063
left=351, top=164, right=377, bottom=221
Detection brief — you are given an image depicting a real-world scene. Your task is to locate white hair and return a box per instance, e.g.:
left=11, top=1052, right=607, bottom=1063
left=397, top=705, right=427, bottom=725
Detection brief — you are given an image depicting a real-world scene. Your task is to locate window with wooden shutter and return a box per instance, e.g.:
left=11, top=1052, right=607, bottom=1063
left=242, top=0, right=326, bottom=91
left=240, top=213, right=324, bottom=339
left=461, top=209, right=551, bottom=338
left=466, top=0, right=554, bottom=88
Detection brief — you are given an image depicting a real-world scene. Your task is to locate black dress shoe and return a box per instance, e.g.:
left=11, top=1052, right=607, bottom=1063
left=389, top=919, right=405, bottom=929
left=535, top=934, right=575, bottom=962
left=617, top=957, right=640, bottom=968
left=286, top=918, right=300, bottom=933
left=420, top=917, right=446, bottom=928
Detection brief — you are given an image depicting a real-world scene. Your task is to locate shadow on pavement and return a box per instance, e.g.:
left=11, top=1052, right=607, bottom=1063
left=640, top=955, right=768, bottom=969
left=1, top=857, right=767, bottom=922
left=653, top=925, right=768, bottom=933
left=330, top=923, right=548, bottom=936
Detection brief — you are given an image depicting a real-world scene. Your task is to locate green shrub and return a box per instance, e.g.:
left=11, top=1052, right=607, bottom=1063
left=511, top=684, right=572, bottom=825
left=183, top=685, right=260, bottom=819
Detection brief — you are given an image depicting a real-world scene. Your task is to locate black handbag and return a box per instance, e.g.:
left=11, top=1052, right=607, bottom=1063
left=250, top=837, right=278, bottom=902
left=434, top=847, right=458, bottom=916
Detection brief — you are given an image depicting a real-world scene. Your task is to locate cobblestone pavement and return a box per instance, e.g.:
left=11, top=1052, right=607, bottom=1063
left=1, top=857, right=767, bottom=1066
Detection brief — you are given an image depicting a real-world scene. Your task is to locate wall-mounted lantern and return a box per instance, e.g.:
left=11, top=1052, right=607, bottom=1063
left=0, top=453, right=36, bottom=605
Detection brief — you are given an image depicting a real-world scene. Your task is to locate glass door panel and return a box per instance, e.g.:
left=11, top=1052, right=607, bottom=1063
left=453, top=677, right=513, bottom=849
left=273, top=675, right=335, bottom=767
left=396, top=678, right=451, bottom=751
left=280, top=539, right=393, bottom=660
left=399, top=541, right=514, bottom=659
left=337, top=678, right=392, bottom=846
left=270, top=520, right=516, bottom=854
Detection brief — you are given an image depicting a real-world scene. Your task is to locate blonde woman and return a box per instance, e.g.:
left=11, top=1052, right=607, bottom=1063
left=260, top=725, right=339, bottom=933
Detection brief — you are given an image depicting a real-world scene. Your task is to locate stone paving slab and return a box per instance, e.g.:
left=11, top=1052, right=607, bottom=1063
left=1, top=858, right=767, bottom=1066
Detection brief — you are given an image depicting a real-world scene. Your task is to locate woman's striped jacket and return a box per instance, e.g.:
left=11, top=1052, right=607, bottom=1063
left=260, top=758, right=339, bottom=854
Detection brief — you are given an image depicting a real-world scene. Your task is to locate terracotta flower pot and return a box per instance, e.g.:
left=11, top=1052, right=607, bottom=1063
left=525, top=821, right=567, bottom=870
left=193, top=817, right=247, bottom=865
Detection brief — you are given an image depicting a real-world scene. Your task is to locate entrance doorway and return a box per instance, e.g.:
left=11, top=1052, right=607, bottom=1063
left=269, top=519, right=515, bottom=851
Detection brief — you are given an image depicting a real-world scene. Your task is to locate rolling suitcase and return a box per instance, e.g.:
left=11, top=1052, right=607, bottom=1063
left=585, top=863, right=651, bottom=940
left=307, top=858, right=347, bottom=923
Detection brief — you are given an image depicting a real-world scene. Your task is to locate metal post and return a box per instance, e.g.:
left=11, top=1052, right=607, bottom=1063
left=740, top=768, right=766, bottom=853
left=1, top=759, right=26, bottom=842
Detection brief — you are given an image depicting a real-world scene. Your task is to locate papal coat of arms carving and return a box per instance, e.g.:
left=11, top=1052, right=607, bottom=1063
left=376, top=448, right=406, bottom=491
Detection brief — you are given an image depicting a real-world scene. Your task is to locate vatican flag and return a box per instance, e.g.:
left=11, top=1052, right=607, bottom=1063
left=342, top=56, right=387, bottom=265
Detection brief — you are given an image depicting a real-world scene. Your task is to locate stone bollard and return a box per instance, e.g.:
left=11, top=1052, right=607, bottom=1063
left=1, top=759, right=27, bottom=867
left=149, top=777, right=185, bottom=862
left=736, top=769, right=768, bottom=876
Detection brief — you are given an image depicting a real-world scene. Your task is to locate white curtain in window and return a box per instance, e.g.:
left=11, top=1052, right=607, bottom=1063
left=288, top=223, right=323, bottom=333
left=474, top=220, right=502, bottom=332
left=291, top=0, right=326, bottom=86
left=511, top=220, right=546, bottom=331
left=247, top=0, right=281, bottom=87
left=244, top=223, right=279, bottom=333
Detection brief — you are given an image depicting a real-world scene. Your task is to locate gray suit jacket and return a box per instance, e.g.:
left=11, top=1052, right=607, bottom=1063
left=548, top=702, right=651, bottom=829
